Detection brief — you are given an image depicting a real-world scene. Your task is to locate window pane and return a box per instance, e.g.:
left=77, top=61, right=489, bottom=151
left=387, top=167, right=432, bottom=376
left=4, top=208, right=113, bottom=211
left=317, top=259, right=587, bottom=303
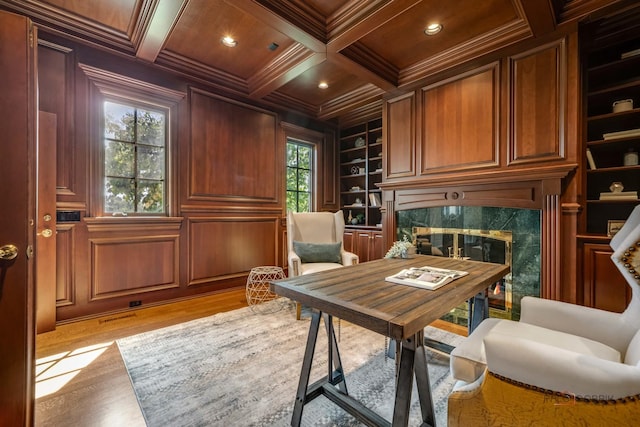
left=298, top=169, right=310, bottom=192
left=287, top=144, right=297, bottom=167
left=137, top=180, right=164, bottom=213
left=105, top=140, right=135, bottom=177
left=138, top=146, right=165, bottom=179
left=105, top=178, right=134, bottom=212
left=137, top=109, right=165, bottom=146
left=286, top=191, right=297, bottom=212
left=298, top=192, right=311, bottom=212
left=298, top=145, right=311, bottom=169
left=104, top=102, right=135, bottom=142
left=286, top=168, right=297, bottom=191
left=285, top=140, right=313, bottom=213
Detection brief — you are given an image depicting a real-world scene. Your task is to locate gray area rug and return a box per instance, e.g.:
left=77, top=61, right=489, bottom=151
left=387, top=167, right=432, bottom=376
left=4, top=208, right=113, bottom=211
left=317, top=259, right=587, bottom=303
left=117, top=299, right=464, bottom=426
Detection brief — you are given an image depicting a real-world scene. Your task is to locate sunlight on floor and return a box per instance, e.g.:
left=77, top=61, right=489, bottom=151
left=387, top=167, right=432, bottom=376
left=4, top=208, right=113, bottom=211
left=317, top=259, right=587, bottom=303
left=35, top=342, right=112, bottom=399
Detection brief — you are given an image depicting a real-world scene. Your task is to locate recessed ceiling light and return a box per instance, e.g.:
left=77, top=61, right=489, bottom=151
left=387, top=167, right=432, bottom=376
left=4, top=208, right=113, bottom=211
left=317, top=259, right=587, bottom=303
left=221, top=36, right=237, bottom=47
left=424, top=23, right=442, bottom=36
left=318, top=82, right=329, bottom=89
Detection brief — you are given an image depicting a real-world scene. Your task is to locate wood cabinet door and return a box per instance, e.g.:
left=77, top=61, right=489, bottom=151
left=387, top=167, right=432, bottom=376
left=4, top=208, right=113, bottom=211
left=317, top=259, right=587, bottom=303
left=583, top=243, right=630, bottom=313
left=343, top=230, right=356, bottom=254
left=356, top=231, right=372, bottom=263
left=370, top=231, right=384, bottom=261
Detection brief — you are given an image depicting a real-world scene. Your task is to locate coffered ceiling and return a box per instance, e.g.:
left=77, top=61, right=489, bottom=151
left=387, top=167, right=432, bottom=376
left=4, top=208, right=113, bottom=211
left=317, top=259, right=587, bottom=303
left=0, top=0, right=629, bottom=121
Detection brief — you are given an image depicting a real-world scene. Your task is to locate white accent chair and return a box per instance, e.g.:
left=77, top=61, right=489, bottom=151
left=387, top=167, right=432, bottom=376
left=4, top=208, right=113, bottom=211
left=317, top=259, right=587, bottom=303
left=287, top=210, right=359, bottom=319
left=448, top=205, right=640, bottom=426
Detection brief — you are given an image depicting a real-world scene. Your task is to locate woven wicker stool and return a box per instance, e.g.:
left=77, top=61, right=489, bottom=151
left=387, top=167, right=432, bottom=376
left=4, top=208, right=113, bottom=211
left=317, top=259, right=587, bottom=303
left=246, top=266, right=286, bottom=313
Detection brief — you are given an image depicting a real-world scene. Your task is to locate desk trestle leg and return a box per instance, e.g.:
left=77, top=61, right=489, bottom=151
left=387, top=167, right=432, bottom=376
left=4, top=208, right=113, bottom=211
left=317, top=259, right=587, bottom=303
left=393, top=329, right=435, bottom=427
left=291, top=310, right=349, bottom=426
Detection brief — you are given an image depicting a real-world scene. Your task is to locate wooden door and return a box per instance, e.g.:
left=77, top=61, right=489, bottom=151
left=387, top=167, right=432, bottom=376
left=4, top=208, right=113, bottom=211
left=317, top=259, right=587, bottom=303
left=0, top=10, right=37, bottom=426
left=36, top=112, right=57, bottom=333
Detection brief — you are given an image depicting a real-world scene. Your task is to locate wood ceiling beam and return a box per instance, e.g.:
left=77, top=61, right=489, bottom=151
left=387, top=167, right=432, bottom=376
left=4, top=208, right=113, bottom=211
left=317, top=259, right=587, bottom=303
left=228, top=0, right=326, bottom=52
left=136, top=0, right=188, bottom=62
left=327, top=51, right=397, bottom=91
left=248, top=45, right=326, bottom=98
left=326, top=0, right=423, bottom=53
left=516, top=0, right=557, bottom=37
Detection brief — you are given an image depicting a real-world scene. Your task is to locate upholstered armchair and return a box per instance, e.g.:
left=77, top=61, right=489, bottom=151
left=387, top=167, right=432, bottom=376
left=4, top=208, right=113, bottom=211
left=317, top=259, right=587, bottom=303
left=448, top=205, right=640, bottom=426
left=287, top=210, right=358, bottom=319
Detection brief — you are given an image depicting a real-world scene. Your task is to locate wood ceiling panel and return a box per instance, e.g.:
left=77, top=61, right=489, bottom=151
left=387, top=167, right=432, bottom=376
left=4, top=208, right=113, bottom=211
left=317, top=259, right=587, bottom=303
left=163, top=0, right=295, bottom=79
left=1, top=0, right=632, bottom=120
left=357, top=0, right=519, bottom=70
left=300, top=0, right=350, bottom=18
left=41, top=0, right=137, bottom=33
left=277, top=60, right=364, bottom=105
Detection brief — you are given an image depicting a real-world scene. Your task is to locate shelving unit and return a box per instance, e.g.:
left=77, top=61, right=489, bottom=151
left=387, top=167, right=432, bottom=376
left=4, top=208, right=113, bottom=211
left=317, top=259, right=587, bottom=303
left=339, top=118, right=383, bottom=228
left=583, top=28, right=640, bottom=235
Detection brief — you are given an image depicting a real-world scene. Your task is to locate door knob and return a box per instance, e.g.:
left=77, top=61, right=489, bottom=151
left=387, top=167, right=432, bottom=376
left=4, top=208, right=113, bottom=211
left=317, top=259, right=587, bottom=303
left=0, top=244, right=18, bottom=260
left=38, top=229, right=53, bottom=238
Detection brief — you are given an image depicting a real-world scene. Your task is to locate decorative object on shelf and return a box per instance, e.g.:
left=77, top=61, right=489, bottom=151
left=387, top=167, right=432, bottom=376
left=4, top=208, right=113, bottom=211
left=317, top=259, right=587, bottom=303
left=354, top=197, right=362, bottom=206
left=612, top=99, right=633, bottom=113
left=608, top=220, right=626, bottom=237
left=624, top=148, right=639, bottom=166
left=600, top=182, right=638, bottom=200
left=347, top=210, right=353, bottom=223
left=375, top=136, right=382, bottom=143
left=621, top=48, right=640, bottom=59
left=350, top=186, right=361, bottom=191
left=586, top=148, right=597, bottom=169
left=603, top=128, right=640, bottom=140
left=384, top=236, right=415, bottom=259
left=354, top=137, right=365, bottom=147
left=351, top=213, right=364, bottom=225
left=610, top=182, right=624, bottom=193
left=350, top=165, right=363, bottom=175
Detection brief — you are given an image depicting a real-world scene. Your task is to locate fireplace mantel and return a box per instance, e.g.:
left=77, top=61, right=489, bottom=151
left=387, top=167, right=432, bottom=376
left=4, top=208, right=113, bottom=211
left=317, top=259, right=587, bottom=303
left=379, top=163, right=577, bottom=300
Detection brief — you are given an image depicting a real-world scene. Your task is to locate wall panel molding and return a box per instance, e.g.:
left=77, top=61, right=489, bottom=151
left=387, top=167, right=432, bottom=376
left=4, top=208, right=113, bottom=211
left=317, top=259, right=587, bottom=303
left=508, top=38, right=566, bottom=164
left=55, top=223, right=76, bottom=307
left=89, top=235, right=180, bottom=300
left=420, top=63, right=500, bottom=174
left=187, top=215, right=280, bottom=286
left=188, top=88, right=280, bottom=204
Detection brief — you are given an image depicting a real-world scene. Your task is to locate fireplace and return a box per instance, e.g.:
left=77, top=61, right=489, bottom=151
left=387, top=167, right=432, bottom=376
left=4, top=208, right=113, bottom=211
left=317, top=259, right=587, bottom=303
left=413, top=226, right=513, bottom=313
left=396, top=206, right=541, bottom=326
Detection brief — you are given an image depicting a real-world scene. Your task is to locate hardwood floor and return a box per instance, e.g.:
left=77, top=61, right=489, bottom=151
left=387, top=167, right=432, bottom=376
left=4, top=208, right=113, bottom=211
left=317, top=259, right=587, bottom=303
left=35, top=288, right=249, bottom=427
left=35, top=288, right=465, bottom=426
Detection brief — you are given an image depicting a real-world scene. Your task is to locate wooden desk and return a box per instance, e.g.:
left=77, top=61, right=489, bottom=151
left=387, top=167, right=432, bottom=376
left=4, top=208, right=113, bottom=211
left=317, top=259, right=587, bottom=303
left=271, top=255, right=510, bottom=427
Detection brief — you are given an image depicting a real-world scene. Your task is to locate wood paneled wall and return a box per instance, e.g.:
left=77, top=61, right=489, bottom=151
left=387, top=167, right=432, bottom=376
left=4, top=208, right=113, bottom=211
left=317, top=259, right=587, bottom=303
left=380, top=34, right=579, bottom=302
left=37, top=35, right=337, bottom=322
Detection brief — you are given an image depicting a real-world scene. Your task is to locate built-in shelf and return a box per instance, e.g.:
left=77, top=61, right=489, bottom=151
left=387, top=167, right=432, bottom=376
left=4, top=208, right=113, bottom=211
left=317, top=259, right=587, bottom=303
left=583, top=25, right=640, bottom=235
left=340, top=118, right=382, bottom=227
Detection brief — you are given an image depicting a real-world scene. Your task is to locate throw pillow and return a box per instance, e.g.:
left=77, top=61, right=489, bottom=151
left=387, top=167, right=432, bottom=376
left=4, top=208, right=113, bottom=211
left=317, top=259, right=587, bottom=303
left=293, top=241, right=342, bottom=264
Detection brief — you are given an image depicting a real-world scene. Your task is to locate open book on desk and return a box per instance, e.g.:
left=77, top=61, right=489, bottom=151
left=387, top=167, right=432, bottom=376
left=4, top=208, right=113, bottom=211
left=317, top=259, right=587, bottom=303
left=385, top=266, right=468, bottom=290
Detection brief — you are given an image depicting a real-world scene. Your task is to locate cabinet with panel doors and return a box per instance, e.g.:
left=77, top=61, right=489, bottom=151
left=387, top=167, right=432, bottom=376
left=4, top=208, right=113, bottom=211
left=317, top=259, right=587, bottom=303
left=343, top=227, right=384, bottom=263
